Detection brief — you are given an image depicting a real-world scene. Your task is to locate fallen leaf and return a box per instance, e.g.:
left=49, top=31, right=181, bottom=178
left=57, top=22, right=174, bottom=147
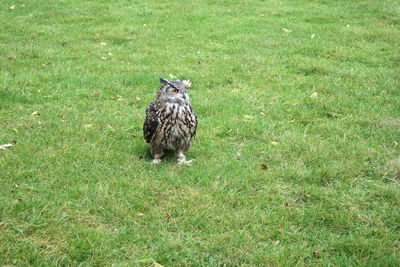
left=182, top=80, right=192, bottom=88
left=9, top=5, right=15, bottom=10
left=41, top=62, right=51, bottom=67
left=84, top=124, right=93, bottom=128
left=7, top=56, right=15, bottom=60
left=0, top=144, right=13, bottom=150
left=274, top=240, right=280, bottom=246
left=100, top=42, right=108, bottom=46
left=136, top=258, right=154, bottom=264
left=270, top=141, right=279, bottom=146
left=112, top=96, right=124, bottom=101
left=136, top=96, right=141, bottom=101
left=310, top=92, right=318, bottom=98
left=137, top=213, right=144, bottom=217
left=31, top=111, right=41, bottom=116
left=282, top=28, right=292, bottom=33
left=313, top=250, right=320, bottom=258
left=278, top=228, right=284, bottom=233
left=311, top=34, right=315, bottom=39
left=12, top=128, right=18, bottom=133
left=260, top=164, right=268, bottom=170
left=260, top=112, right=265, bottom=116
left=216, top=175, right=221, bottom=179
left=153, top=262, right=164, bottom=267
left=100, top=56, right=107, bottom=60
left=93, top=92, right=101, bottom=97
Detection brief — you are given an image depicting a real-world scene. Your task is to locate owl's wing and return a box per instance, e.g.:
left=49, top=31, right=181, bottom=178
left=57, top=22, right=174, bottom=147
left=143, top=102, right=159, bottom=143
left=189, top=107, right=198, bottom=138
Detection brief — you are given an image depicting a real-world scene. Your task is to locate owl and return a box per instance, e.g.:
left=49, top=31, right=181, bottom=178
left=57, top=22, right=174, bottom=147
left=143, top=78, right=197, bottom=164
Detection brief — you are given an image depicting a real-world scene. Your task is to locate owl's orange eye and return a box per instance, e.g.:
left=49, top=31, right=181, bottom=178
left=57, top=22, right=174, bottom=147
left=172, top=89, right=179, bottom=94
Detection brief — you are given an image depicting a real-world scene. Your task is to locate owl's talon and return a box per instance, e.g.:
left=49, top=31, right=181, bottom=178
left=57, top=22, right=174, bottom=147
left=152, top=159, right=162, bottom=164
left=177, top=159, right=193, bottom=165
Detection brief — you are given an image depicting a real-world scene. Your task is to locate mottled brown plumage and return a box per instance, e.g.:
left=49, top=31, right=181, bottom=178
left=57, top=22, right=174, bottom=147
left=143, top=78, right=197, bottom=164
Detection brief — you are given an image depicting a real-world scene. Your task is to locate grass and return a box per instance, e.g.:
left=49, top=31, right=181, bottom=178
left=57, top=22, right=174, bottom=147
left=1, top=0, right=399, bottom=265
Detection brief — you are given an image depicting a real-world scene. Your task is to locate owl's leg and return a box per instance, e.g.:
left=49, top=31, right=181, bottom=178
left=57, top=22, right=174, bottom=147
left=150, top=145, right=164, bottom=164
left=152, top=153, right=163, bottom=164
left=176, top=151, right=193, bottom=165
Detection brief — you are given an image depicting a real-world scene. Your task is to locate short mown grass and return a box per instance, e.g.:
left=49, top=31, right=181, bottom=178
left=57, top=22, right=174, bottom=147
left=1, top=0, right=399, bottom=265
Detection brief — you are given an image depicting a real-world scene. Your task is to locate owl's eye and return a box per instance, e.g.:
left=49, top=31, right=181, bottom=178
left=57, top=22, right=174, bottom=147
left=172, top=89, right=179, bottom=94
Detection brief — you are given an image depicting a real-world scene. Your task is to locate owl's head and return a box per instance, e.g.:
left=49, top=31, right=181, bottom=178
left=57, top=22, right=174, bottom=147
left=159, top=78, right=192, bottom=102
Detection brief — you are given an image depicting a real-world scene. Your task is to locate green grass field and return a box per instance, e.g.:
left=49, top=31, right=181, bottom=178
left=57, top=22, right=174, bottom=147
left=1, top=0, right=399, bottom=265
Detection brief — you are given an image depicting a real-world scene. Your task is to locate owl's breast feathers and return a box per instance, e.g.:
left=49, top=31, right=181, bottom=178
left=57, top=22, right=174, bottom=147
left=143, top=99, right=197, bottom=149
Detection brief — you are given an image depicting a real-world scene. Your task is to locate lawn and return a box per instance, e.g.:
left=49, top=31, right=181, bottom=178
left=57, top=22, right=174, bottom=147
left=1, top=0, right=399, bottom=265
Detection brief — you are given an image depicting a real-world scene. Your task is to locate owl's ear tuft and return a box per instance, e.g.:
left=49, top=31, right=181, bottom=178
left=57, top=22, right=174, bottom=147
left=160, top=78, right=169, bottom=85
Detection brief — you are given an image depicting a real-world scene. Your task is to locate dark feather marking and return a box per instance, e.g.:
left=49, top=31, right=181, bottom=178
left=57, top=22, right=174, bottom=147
left=143, top=102, right=159, bottom=143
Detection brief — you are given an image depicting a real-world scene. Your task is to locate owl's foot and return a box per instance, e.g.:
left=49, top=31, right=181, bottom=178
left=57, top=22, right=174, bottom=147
left=176, top=151, right=193, bottom=165
left=151, top=152, right=163, bottom=164
left=177, top=159, right=193, bottom=165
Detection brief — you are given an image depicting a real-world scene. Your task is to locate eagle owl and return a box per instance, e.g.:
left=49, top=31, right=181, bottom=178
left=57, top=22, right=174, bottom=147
left=143, top=78, right=197, bottom=164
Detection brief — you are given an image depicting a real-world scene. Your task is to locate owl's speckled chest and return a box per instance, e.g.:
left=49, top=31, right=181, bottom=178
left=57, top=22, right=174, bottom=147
left=155, top=102, right=196, bottom=151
